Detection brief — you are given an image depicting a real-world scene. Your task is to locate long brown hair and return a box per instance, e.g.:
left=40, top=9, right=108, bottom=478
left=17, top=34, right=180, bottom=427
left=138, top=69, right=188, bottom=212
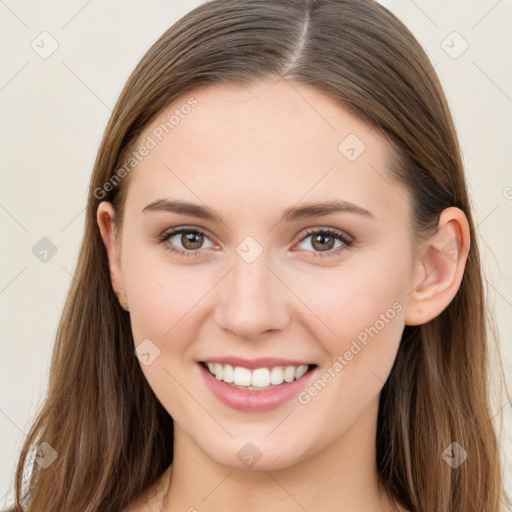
left=12, top=1, right=510, bottom=510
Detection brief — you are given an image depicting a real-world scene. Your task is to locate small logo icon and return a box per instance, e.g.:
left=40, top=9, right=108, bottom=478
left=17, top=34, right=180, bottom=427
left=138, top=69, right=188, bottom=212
left=33, top=442, right=58, bottom=468
left=338, top=133, right=366, bottom=162
left=441, top=31, right=469, bottom=59
left=134, top=338, right=161, bottom=366
left=236, top=236, right=263, bottom=264
left=441, top=441, right=468, bottom=468
left=31, top=31, right=59, bottom=59
left=237, top=442, right=262, bottom=468
left=32, top=237, right=58, bottom=263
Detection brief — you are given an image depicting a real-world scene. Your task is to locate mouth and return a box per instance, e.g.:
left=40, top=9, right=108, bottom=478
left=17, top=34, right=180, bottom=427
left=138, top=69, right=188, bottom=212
left=198, top=360, right=318, bottom=412
left=200, top=361, right=315, bottom=391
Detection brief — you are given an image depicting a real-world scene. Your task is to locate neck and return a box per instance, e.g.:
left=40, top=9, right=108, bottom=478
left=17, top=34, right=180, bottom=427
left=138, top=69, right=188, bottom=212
left=162, top=397, right=397, bottom=512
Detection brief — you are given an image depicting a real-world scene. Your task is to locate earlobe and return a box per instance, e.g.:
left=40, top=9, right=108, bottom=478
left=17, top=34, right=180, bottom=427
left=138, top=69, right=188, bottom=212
left=404, top=207, right=470, bottom=326
left=96, top=201, right=129, bottom=311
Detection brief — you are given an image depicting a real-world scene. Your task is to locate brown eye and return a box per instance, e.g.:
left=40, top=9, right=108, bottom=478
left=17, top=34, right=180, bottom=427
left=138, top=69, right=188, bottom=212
left=158, top=227, right=215, bottom=256
left=180, top=231, right=204, bottom=250
left=310, top=233, right=336, bottom=252
left=295, top=228, right=353, bottom=258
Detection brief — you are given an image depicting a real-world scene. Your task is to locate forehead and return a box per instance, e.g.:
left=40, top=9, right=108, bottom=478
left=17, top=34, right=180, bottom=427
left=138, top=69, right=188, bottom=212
left=124, top=79, right=409, bottom=223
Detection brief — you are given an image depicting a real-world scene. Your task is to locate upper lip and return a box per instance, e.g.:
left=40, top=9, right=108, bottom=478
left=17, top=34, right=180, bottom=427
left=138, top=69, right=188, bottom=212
left=199, top=357, right=314, bottom=370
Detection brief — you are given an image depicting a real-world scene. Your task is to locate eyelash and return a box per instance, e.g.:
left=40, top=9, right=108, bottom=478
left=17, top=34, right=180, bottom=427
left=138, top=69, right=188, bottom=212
left=156, top=227, right=353, bottom=258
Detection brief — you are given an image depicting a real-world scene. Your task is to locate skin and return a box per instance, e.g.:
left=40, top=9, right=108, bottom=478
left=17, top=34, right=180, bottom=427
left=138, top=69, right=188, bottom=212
left=97, top=78, right=470, bottom=511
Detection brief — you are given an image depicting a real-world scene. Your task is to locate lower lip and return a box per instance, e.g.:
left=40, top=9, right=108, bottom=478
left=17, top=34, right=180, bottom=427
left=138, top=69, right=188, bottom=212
left=198, top=363, right=317, bottom=412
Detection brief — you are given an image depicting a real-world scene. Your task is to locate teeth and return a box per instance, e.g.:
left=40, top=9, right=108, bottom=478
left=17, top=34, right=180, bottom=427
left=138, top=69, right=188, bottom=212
left=233, top=366, right=252, bottom=386
left=214, top=363, right=223, bottom=380
left=270, top=366, right=284, bottom=385
left=295, top=364, right=308, bottom=379
left=222, top=364, right=234, bottom=383
left=251, top=368, right=270, bottom=388
left=205, top=362, right=310, bottom=389
left=283, top=366, right=296, bottom=383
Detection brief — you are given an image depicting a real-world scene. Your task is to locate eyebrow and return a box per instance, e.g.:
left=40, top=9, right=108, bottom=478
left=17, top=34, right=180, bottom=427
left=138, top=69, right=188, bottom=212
left=142, top=198, right=374, bottom=223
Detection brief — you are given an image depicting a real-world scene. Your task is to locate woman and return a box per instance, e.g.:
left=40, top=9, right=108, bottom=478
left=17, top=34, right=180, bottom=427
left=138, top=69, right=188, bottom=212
left=7, top=0, right=510, bottom=511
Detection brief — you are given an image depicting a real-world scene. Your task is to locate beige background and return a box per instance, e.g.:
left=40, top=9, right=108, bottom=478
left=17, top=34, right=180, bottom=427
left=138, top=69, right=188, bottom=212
left=1, top=0, right=511, bottom=506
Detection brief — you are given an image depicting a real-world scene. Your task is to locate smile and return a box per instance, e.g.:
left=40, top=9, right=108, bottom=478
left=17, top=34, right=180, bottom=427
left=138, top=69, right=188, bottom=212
left=198, top=359, right=318, bottom=412
left=203, top=362, right=310, bottom=390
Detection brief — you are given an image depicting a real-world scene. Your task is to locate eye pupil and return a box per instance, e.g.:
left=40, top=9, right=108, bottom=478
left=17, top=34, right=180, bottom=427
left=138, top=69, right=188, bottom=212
left=182, top=232, right=203, bottom=250
left=312, top=234, right=334, bottom=251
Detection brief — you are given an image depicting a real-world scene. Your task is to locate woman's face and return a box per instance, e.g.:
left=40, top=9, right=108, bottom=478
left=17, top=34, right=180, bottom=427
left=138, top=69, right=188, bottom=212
left=102, top=79, right=421, bottom=470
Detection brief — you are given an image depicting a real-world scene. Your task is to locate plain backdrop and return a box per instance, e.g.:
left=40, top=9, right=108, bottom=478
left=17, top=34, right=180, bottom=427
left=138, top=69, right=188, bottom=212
left=1, top=0, right=511, bottom=506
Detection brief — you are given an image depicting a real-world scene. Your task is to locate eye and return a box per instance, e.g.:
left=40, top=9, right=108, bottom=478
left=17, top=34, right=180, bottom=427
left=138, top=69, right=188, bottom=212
left=295, top=228, right=353, bottom=258
left=157, top=227, right=216, bottom=257
left=157, top=226, right=353, bottom=259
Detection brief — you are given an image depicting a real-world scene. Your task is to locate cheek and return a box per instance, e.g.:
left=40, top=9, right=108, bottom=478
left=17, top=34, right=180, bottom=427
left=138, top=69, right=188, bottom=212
left=294, top=262, right=406, bottom=341
left=120, top=232, right=202, bottom=344
left=127, top=268, right=201, bottom=351
left=124, top=260, right=208, bottom=421
left=287, top=249, right=409, bottom=393
left=291, top=266, right=406, bottom=435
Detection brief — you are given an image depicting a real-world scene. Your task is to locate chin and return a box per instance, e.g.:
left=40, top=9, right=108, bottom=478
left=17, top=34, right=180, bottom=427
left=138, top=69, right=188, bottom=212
left=194, top=432, right=315, bottom=472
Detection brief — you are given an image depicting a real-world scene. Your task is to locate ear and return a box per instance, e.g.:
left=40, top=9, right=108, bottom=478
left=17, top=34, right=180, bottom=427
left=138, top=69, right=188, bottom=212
left=96, top=201, right=129, bottom=311
left=404, top=207, right=470, bottom=326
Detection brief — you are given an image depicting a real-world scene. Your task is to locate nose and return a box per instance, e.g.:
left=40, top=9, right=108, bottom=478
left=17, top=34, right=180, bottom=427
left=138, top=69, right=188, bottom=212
left=214, top=248, right=291, bottom=341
